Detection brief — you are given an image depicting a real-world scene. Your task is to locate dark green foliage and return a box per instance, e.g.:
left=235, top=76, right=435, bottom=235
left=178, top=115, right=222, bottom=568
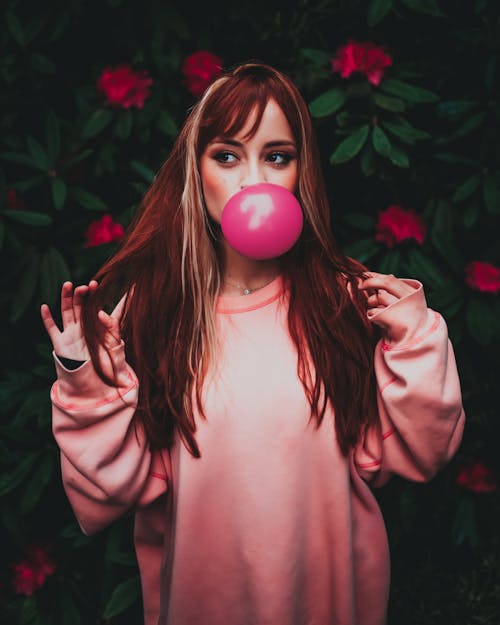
left=1, top=1, right=499, bottom=623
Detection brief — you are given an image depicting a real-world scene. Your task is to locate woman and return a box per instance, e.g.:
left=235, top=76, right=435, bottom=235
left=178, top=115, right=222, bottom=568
left=42, top=62, right=465, bottom=625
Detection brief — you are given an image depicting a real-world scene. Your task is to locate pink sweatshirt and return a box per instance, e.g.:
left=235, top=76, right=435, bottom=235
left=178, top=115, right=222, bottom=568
left=51, top=276, right=465, bottom=625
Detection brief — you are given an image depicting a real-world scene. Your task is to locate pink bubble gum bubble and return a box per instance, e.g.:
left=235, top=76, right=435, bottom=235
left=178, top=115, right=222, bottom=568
left=221, top=183, right=303, bottom=260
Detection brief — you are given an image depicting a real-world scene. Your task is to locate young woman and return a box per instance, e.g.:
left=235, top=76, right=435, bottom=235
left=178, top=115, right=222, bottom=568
left=41, top=63, right=465, bottom=625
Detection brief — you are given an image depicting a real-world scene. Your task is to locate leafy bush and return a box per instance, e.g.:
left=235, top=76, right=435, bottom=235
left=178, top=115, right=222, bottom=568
left=1, top=1, right=499, bottom=623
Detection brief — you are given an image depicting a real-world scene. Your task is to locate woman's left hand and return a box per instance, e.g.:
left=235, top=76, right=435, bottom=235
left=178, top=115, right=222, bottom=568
left=358, top=272, right=417, bottom=318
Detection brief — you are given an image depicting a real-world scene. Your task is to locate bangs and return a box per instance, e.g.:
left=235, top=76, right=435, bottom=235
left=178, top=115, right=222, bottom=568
left=196, top=70, right=302, bottom=154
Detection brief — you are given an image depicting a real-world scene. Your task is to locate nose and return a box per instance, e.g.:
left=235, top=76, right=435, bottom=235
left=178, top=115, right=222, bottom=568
left=240, top=161, right=266, bottom=189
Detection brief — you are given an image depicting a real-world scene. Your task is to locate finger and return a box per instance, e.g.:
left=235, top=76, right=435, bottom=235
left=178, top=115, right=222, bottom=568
left=359, top=274, right=413, bottom=299
left=40, top=303, right=61, bottom=346
left=73, top=284, right=91, bottom=323
left=366, top=289, right=399, bottom=308
left=98, top=310, right=121, bottom=345
left=60, top=281, right=76, bottom=327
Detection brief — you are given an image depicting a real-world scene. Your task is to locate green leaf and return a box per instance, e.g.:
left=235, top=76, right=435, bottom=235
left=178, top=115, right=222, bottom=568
left=360, top=143, right=376, bottom=177
left=0, top=219, right=4, bottom=251
left=452, top=174, right=480, bottom=203
left=0, top=452, right=40, bottom=497
left=430, top=201, right=464, bottom=271
left=70, top=187, right=107, bottom=210
left=60, top=149, right=93, bottom=172
left=115, top=109, right=133, bottom=140
left=462, top=200, right=480, bottom=228
left=387, top=143, right=410, bottom=168
left=299, top=48, right=331, bottom=66
left=309, top=88, right=346, bottom=118
left=449, top=111, right=486, bottom=141
left=52, top=178, right=67, bottom=210
left=59, top=591, right=82, bottom=625
left=433, top=152, right=476, bottom=166
left=482, top=173, right=500, bottom=215
left=21, top=452, right=55, bottom=513
left=102, top=577, right=141, bottom=619
left=405, top=248, right=446, bottom=289
left=158, top=110, right=178, bottom=137
left=0, top=151, right=41, bottom=170
left=381, top=118, right=430, bottom=143
left=11, top=252, right=41, bottom=322
left=367, top=0, right=393, bottom=26
left=6, top=11, right=25, bottom=46
left=380, top=78, right=439, bottom=103
left=400, top=0, right=445, bottom=16
left=46, top=110, right=61, bottom=166
left=378, top=249, right=402, bottom=275
left=340, top=212, right=376, bottom=231
left=4, top=210, right=52, bottom=226
left=20, top=597, right=37, bottom=624
left=12, top=175, right=46, bottom=191
left=130, top=160, right=155, bottom=183
left=342, top=237, right=379, bottom=263
left=466, top=297, right=494, bottom=345
left=82, top=109, right=113, bottom=139
left=330, top=125, right=370, bottom=164
left=452, top=496, right=478, bottom=547
left=30, top=52, right=56, bottom=74
left=372, top=126, right=392, bottom=158
left=26, top=136, right=49, bottom=170
left=372, top=92, right=406, bottom=112
left=39, top=247, right=71, bottom=308
left=436, top=100, right=478, bottom=119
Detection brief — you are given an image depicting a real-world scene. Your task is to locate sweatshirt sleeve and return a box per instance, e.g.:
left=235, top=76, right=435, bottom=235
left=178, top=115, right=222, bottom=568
left=51, top=339, right=170, bottom=536
left=353, top=278, right=465, bottom=487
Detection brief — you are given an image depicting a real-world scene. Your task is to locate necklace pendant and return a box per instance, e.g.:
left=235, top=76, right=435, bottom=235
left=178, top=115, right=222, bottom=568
left=243, top=288, right=252, bottom=295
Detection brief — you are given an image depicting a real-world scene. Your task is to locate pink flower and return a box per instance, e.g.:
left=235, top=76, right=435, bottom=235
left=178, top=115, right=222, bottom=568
left=5, top=188, right=28, bottom=210
left=456, top=460, right=498, bottom=493
left=375, top=204, right=426, bottom=248
left=465, top=261, right=500, bottom=294
left=12, top=546, right=57, bottom=596
left=97, top=64, right=153, bottom=109
left=182, top=51, right=223, bottom=98
left=84, top=214, right=124, bottom=247
left=331, top=40, right=392, bottom=86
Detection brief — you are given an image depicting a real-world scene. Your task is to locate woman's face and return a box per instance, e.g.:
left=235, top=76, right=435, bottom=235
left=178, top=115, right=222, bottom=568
left=200, top=98, right=298, bottom=225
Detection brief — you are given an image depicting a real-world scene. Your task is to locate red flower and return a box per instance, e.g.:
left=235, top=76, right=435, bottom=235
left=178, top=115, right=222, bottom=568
left=465, top=261, right=500, bottom=294
left=375, top=204, right=426, bottom=248
left=12, top=546, right=57, bottom=596
left=5, top=188, right=28, bottom=210
left=84, top=214, right=124, bottom=247
left=182, top=51, right=223, bottom=98
left=331, top=40, right=392, bottom=86
left=456, top=460, right=498, bottom=493
left=97, top=64, right=153, bottom=109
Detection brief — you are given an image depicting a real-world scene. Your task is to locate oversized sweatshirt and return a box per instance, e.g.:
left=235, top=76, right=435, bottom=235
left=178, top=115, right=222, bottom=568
left=51, top=275, right=465, bottom=625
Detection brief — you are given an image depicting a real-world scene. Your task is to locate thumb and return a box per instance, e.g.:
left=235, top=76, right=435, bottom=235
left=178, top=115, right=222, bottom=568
left=98, top=310, right=121, bottom=346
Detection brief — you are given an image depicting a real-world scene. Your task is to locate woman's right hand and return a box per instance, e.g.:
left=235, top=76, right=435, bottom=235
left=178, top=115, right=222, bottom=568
left=41, top=280, right=121, bottom=361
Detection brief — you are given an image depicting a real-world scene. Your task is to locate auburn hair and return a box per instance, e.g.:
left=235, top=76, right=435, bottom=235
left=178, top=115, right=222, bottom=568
left=81, top=62, right=381, bottom=458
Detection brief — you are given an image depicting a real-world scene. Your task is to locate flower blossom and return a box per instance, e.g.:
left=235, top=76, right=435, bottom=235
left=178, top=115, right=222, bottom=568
left=465, top=261, right=500, bottom=294
left=12, top=546, right=57, bottom=596
left=182, top=51, right=223, bottom=98
left=97, top=65, right=153, bottom=109
left=375, top=204, right=426, bottom=248
left=84, top=214, right=124, bottom=247
left=456, top=460, right=498, bottom=493
left=331, top=40, right=392, bottom=86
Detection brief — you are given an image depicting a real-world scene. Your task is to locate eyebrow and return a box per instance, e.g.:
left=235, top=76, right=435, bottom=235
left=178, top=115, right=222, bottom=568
left=209, top=138, right=297, bottom=149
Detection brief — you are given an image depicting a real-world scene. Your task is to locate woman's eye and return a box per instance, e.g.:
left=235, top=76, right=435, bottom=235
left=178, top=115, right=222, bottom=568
left=214, top=152, right=237, bottom=164
left=267, top=152, right=295, bottom=166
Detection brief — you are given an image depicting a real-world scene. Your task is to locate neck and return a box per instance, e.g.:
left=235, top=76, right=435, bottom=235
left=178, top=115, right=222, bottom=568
left=221, top=241, right=281, bottom=295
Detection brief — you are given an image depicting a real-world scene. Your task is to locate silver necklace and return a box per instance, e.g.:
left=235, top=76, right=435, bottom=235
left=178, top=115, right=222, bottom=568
left=223, top=274, right=278, bottom=296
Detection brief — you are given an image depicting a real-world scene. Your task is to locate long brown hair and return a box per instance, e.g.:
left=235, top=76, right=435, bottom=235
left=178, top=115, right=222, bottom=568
left=82, top=62, right=380, bottom=458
